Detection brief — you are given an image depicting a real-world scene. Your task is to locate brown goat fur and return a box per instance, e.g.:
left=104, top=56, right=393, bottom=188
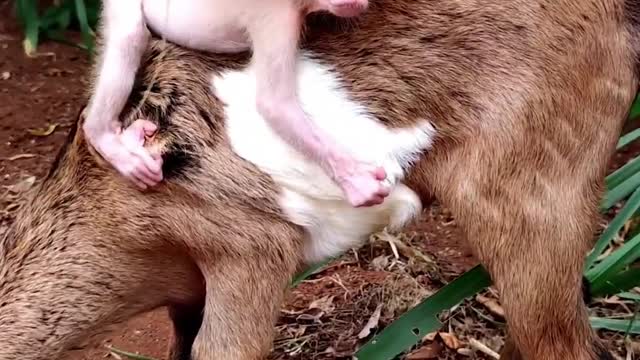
left=1, top=0, right=640, bottom=359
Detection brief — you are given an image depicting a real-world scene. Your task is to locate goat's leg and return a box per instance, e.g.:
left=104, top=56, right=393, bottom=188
left=410, top=142, right=615, bottom=360
left=0, top=242, right=200, bottom=360
left=190, top=223, right=301, bottom=360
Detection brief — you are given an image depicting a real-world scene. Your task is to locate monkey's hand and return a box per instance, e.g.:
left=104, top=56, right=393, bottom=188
left=333, top=161, right=391, bottom=207
left=88, top=119, right=164, bottom=190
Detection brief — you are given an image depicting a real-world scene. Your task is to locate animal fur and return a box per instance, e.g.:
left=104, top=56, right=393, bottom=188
left=1, top=0, right=639, bottom=359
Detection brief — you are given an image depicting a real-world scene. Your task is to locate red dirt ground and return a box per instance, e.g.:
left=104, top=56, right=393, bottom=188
left=1, top=5, right=638, bottom=360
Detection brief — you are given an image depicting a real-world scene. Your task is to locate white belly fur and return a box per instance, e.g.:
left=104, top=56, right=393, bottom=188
left=213, top=55, right=436, bottom=263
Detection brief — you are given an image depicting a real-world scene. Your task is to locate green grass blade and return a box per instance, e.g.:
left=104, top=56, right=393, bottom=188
left=290, top=257, right=335, bottom=288
left=586, top=232, right=640, bottom=289
left=589, top=268, right=640, bottom=297
left=39, top=3, right=72, bottom=30
left=42, top=29, right=86, bottom=50
left=617, top=128, right=640, bottom=150
left=586, top=187, right=640, bottom=269
left=15, top=0, right=40, bottom=56
left=606, top=154, right=640, bottom=190
left=601, top=171, right=640, bottom=211
left=590, top=317, right=640, bottom=334
left=618, top=292, right=640, bottom=301
left=354, top=265, right=491, bottom=360
left=629, top=95, right=640, bottom=121
left=73, top=0, right=95, bottom=53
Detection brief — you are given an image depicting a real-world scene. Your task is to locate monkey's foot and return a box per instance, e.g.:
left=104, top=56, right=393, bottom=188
left=334, top=164, right=391, bottom=207
left=89, top=119, right=164, bottom=190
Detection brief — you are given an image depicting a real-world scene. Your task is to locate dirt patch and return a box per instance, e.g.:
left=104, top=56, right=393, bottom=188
left=0, top=7, right=638, bottom=360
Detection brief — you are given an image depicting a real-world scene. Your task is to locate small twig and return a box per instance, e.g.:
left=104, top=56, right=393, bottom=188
left=329, top=273, right=349, bottom=295
left=468, top=338, right=500, bottom=359
left=624, top=301, right=640, bottom=339
left=5, top=154, right=36, bottom=161
left=106, top=346, right=158, bottom=360
left=386, top=235, right=400, bottom=259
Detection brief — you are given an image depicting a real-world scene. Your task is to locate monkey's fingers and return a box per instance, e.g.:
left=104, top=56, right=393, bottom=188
left=372, top=167, right=387, bottom=181
left=126, top=173, right=149, bottom=190
left=356, top=195, right=385, bottom=207
left=135, top=147, right=163, bottom=178
left=378, top=184, right=391, bottom=198
left=133, top=166, right=161, bottom=188
left=130, top=154, right=162, bottom=186
left=124, top=142, right=163, bottom=180
left=121, top=120, right=161, bottom=173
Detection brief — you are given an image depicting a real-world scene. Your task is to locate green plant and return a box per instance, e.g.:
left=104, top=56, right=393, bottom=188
left=14, top=0, right=100, bottom=55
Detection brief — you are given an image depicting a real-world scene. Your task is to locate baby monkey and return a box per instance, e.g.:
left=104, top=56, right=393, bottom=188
left=83, top=0, right=390, bottom=207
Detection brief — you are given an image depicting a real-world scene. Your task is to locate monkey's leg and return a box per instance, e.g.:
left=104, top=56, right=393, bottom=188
left=167, top=302, right=205, bottom=360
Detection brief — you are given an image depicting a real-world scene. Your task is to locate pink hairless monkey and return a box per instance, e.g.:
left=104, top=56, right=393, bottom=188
left=83, top=0, right=390, bottom=207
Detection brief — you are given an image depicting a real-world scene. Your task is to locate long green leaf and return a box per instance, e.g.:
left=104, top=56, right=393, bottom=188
left=590, top=317, right=640, bottom=334
left=290, top=257, right=335, bottom=288
left=73, top=0, right=95, bottom=54
left=15, top=0, right=40, bottom=56
left=586, top=187, right=640, bottom=269
left=606, top=154, right=640, bottom=190
left=39, top=3, right=72, bottom=30
left=601, top=171, right=640, bottom=211
left=628, top=95, right=640, bottom=121
left=618, top=292, right=640, bottom=301
left=590, top=268, right=640, bottom=297
left=617, top=128, right=640, bottom=150
left=586, top=232, right=640, bottom=289
left=354, top=266, right=491, bottom=360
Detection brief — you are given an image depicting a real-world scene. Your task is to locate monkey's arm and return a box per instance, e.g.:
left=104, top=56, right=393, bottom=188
left=85, top=0, right=149, bottom=134
left=82, top=0, right=162, bottom=190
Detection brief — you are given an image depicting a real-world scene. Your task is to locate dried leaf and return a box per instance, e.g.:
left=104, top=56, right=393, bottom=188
left=308, top=295, right=335, bottom=314
left=406, top=342, right=443, bottom=359
left=422, top=331, right=438, bottom=342
left=357, top=303, right=383, bottom=339
left=476, top=294, right=505, bottom=318
left=438, top=332, right=461, bottom=350
left=371, top=255, right=389, bottom=271
left=296, top=308, right=325, bottom=323
left=6, top=153, right=36, bottom=161
left=323, top=346, right=354, bottom=358
left=628, top=339, right=640, bottom=353
left=456, top=348, right=474, bottom=357
left=296, top=296, right=335, bottom=323
left=28, top=124, right=58, bottom=137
